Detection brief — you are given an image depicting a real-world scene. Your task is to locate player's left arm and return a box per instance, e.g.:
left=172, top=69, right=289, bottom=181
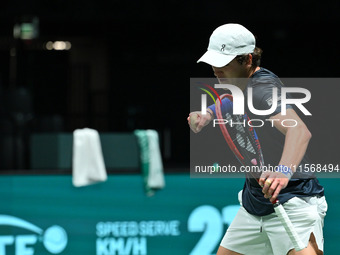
left=273, top=108, right=312, bottom=169
left=259, top=108, right=312, bottom=203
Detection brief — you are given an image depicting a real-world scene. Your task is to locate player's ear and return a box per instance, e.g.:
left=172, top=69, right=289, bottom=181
left=246, top=53, right=253, bottom=66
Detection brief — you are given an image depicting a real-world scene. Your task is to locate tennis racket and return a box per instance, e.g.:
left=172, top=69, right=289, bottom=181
left=215, top=93, right=305, bottom=251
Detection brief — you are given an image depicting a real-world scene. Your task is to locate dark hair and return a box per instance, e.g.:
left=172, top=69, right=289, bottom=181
left=235, top=47, right=263, bottom=67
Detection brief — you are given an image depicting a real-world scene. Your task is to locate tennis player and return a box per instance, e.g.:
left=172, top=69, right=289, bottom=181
left=188, top=24, right=327, bottom=255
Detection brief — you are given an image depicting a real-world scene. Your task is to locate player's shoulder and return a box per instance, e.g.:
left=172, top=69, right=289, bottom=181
left=249, top=67, right=283, bottom=89
left=252, top=67, right=278, bottom=79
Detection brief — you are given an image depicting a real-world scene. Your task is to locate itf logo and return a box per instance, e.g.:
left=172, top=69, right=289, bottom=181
left=0, top=215, right=68, bottom=254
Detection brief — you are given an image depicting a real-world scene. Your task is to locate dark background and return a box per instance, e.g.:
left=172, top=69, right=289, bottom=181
left=0, top=1, right=339, bottom=170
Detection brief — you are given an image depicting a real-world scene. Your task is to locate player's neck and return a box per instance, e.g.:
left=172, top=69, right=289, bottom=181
left=249, top=66, right=260, bottom=77
left=237, top=66, right=260, bottom=91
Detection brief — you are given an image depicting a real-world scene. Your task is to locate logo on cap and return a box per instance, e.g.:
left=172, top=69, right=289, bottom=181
left=221, top=44, right=226, bottom=51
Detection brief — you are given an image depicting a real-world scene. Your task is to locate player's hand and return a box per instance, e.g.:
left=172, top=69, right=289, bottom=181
left=259, top=171, right=289, bottom=203
left=187, top=111, right=213, bottom=133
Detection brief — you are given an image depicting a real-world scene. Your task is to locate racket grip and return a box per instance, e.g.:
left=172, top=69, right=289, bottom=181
left=256, top=177, right=305, bottom=250
left=273, top=201, right=305, bottom=251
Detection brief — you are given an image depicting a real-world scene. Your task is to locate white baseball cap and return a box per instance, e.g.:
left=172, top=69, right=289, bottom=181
left=197, top=24, right=255, bottom=67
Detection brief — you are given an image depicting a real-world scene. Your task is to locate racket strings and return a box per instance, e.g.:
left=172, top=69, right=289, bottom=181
left=225, top=113, right=259, bottom=165
left=225, top=113, right=256, bottom=153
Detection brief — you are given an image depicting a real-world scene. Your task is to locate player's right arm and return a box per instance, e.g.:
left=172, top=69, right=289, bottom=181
left=188, top=97, right=233, bottom=133
left=187, top=109, right=214, bottom=133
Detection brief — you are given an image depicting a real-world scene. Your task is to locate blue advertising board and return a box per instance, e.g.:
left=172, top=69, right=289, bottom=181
left=0, top=174, right=338, bottom=254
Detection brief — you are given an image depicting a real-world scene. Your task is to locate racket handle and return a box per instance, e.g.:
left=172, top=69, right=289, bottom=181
left=256, top=170, right=306, bottom=248
left=257, top=178, right=305, bottom=251
left=273, top=201, right=305, bottom=251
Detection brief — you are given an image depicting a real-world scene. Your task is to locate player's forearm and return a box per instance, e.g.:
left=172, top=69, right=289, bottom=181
left=207, top=97, right=233, bottom=117
left=278, top=124, right=312, bottom=172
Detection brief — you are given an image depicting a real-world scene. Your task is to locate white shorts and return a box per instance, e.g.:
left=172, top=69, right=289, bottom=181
left=220, top=190, right=328, bottom=255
